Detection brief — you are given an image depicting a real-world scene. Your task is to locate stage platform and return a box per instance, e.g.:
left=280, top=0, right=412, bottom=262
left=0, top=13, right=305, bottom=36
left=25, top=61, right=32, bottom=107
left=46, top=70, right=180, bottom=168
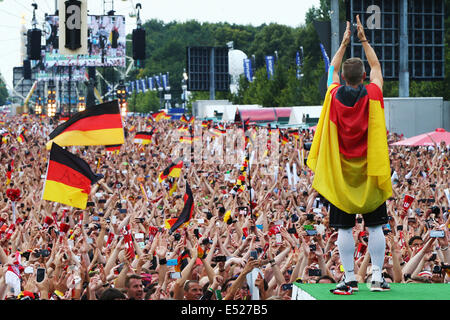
left=293, top=283, right=450, bottom=300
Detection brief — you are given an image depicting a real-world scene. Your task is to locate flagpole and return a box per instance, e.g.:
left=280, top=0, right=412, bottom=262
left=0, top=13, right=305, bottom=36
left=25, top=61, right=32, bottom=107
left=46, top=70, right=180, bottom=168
left=243, top=118, right=253, bottom=219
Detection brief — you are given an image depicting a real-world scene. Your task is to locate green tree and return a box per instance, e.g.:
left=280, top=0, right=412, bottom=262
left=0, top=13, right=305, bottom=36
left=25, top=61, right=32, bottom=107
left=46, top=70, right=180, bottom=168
left=0, top=78, right=8, bottom=105
left=128, top=90, right=160, bottom=113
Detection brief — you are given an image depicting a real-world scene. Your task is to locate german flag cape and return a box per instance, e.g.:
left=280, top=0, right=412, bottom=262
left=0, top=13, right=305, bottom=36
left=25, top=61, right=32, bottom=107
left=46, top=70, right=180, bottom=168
left=307, top=82, right=391, bottom=214
left=42, top=143, right=101, bottom=209
left=168, top=183, right=194, bottom=234
left=158, top=158, right=183, bottom=183
left=46, top=100, right=124, bottom=150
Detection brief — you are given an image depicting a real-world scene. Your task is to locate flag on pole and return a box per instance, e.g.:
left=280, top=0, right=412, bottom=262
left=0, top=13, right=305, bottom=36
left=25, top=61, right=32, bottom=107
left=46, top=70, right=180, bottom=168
left=46, top=100, right=124, bottom=150
left=265, top=55, right=275, bottom=80
left=42, top=143, right=101, bottom=209
left=168, top=183, right=194, bottom=234
left=17, top=130, right=27, bottom=144
left=133, top=131, right=152, bottom=145
left=105, top=144, right=121, bottom=154
left=158, top=159, right=183, bottom=183
left=6, top=159, right=13, bottom=186
left=152, top=111, right=166, bottom=122
left=243, top=58, right=253, bottom=82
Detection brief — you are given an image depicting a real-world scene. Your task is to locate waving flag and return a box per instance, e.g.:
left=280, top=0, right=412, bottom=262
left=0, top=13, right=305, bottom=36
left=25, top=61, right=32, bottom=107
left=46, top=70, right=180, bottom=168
left=46, top=100, right=124, bottom=150
left=134, top=131, right=152, bottom=145
left=42, top=143, right=101, bottom=209
left=158, top=158, right=183, bottom=183
left=17, top=131, right=27, bottom=144
left=6, top=160, right=13, bottom=186
left=105, top=144, right=121, bottom=155
left=168, top=183, right=194, bottom=234
left=179, top=136, right=193, bottom=144
left=230, top=154, right=249, bottom=194
left=152, top=111, right=166, bottom=122
left=307, top=83, right=392, bottom=214
left=180, top=114, right=189, bottom=124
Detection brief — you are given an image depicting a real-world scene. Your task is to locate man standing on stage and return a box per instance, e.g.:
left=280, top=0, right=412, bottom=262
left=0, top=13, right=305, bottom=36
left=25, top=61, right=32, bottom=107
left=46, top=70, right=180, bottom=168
left=307, top=15, right=392, bottom=292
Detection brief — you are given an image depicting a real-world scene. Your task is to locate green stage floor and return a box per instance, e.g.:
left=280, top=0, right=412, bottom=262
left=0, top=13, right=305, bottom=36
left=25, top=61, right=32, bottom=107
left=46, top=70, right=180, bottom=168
left=293, top=283, right=450, bottom=300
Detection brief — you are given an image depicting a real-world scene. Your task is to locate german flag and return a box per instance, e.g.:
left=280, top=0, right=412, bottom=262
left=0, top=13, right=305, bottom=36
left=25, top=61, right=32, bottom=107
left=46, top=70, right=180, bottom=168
left=174, top=249, right=190, bottom=272
left=6, top=159, right=13, bottom=186
left=212, top=126, right=226, bottom=136
left=46, top=100, right=124, bottom=150
left=42, top=143, right=101, bottom=209
left=177, top=125, right=189, bottom=133
left=168, top=183, right=194, bottom=234
left=163, top=113, right=171, bottom=120
left=1, top=132, right=10, bottom=144
left=307, top=83, right=392, bottom=214
left=288, top=129, right=300, bottom=140
left=188, top=116, right=195, bottom=124
left=17, top=131, right=27, bottom=144
left=134, top=131, right=152, bottom=145
left=180, top=114, right=189, bottom=124
left=179, top=136, right=192, bottom=144
left=105, top=144, right=121, bottom=154
left=158, top=159, right=183, bottom=183
left=152, top=111, right=165, bottom=122
left=168, top=178, right=177, bottom=196
left=230, top=155, right=249, bottom=194
left=281, top=133, right=289, bottom=145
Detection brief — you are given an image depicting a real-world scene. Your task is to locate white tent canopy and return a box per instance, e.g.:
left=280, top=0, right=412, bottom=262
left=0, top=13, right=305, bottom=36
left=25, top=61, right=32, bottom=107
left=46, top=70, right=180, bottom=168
left=221, top=104, right=262, bottom=122
left=288, top=106, right=322, bottom=125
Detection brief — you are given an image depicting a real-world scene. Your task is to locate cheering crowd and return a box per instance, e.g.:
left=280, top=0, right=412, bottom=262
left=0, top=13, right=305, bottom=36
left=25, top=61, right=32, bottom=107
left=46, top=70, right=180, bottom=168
left=0, top=113, right=448, bottom=300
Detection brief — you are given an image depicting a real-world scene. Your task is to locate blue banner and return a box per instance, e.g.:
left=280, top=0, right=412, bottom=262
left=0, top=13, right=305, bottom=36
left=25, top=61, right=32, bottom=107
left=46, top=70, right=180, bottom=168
left=147, top=77, right=154, bottom=90
left=162, top=74, right=168, bottom=90
left=319, top=43, right=330, bottom=73
left=296, top=48, right=304, bottom=80
left=162, top=73, right=170, bottom=90
left=134, top=80, right=140, bottom=92
left=140, top=78, right=147, bottom=92
left=243, top=58, right=253, bottom=82
left=130, top=81, right=135, bottom=92
left=154, top=75, right=161, bottom=89
left=265, top=55, right=275, bottom=80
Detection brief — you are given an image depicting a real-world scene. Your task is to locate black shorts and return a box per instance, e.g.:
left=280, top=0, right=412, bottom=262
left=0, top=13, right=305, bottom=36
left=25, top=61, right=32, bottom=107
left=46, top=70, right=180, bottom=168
left=329, top=202, right=388, bottom=229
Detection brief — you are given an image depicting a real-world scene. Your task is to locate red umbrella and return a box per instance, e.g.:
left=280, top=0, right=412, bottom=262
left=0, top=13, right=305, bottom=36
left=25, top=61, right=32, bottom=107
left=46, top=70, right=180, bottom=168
left=391, top=128, right=449, bottom=147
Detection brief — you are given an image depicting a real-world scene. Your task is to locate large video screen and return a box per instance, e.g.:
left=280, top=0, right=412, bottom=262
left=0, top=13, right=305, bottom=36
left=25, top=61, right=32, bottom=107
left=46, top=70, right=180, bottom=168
left=43, top=15, right=126, bottom=68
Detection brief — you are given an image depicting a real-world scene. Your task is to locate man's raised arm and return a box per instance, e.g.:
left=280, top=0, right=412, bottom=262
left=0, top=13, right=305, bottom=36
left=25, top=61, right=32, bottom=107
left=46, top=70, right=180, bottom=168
left=329, top=21, right=351, bottom=87
left=356, top=14, right=383, bottom=91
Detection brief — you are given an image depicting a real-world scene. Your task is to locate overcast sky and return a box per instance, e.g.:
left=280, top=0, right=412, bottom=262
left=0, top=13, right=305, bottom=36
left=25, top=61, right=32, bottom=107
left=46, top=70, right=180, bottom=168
left=0, top=0, right=320, bottom=92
